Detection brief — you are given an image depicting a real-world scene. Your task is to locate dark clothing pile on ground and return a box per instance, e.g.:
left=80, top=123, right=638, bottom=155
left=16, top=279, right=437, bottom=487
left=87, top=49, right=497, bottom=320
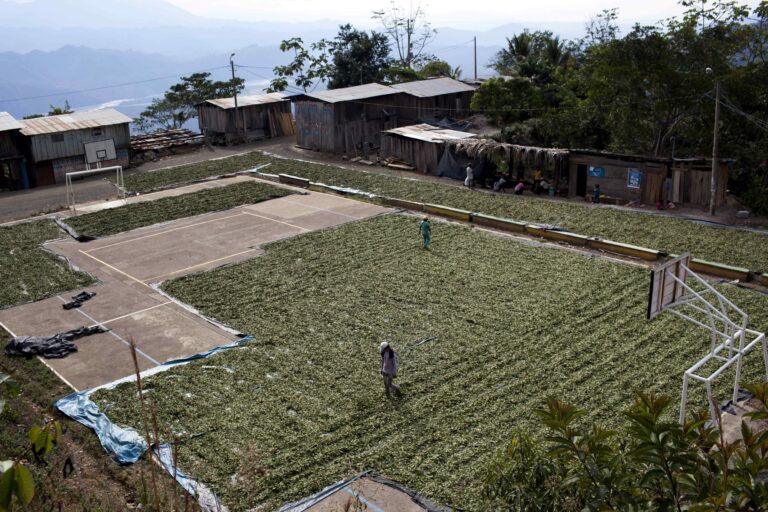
left=5, top=325, right=108, bottom=359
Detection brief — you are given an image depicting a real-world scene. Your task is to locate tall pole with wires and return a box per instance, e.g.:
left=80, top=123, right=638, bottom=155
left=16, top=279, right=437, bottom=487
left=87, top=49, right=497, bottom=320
left=473, top=36, right=477, bottom=81
left=708, top=72, right=721, bottom=216
left=230, top=53, right=241, bottom=143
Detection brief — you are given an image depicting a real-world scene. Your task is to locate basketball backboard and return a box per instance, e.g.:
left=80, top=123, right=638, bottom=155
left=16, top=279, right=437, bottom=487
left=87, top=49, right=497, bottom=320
left=647, top=253, right=690, bottom=319
left=84, top=139, right=117, bottom=164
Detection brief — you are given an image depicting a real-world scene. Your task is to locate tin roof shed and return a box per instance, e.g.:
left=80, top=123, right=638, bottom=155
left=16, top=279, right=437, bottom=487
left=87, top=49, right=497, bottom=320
left=384, top=123, right=477, bottom=143
left=201, top=93, right=288, bottom=110
left=301, top=83, right=399, bottom=103
left=20, top=108, right=132, bottom=136
left=390, top=77, right=476, bottom=98
left=0, top=112, right=23, bottom=132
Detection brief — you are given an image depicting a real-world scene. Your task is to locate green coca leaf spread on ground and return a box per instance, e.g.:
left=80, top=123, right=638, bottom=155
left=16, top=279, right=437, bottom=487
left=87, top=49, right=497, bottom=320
left=91, top=215, right=768, bottom=510
left=121, top=152, right=768, bottom=271
left=68, top=181, right=291, bottom=238
left=0, top=221, right=94, bottom=309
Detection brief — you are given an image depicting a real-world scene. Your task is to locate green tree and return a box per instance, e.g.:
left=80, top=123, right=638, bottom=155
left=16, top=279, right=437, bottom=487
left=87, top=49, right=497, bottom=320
left=47, top=101, right=73, bottom=116
left=492, top=31, right=572, bottom=84
left=269, top=37, right=332, bottom=93
left=419, top=59, right=452, bottom=77
left=328, top=24, right=391, bottom=88
left=271, top=25, right=392, bottom=92
left=136, top=72, right=244, bottom=132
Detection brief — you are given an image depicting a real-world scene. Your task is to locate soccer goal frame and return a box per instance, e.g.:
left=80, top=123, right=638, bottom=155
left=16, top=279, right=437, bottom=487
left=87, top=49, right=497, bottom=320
left=648, top=254, right=768, bottom=423
left=65, top=165, right=125, bottom=215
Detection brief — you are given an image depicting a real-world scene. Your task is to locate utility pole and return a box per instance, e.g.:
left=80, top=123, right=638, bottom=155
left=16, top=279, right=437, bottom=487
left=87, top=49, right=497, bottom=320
left=230, top=53, right=241, bottom=143
left=709, top=79, right=721, bottom=216
left=473, top=36, right=477, bottom=82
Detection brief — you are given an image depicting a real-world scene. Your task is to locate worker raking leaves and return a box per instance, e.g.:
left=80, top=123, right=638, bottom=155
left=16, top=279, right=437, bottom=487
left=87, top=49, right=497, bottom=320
left=379, top=341, right=401, bottom=397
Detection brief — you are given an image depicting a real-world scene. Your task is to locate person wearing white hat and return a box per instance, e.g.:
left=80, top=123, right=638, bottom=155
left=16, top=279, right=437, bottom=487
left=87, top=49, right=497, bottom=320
left=379, top=341, right=401, bottom=397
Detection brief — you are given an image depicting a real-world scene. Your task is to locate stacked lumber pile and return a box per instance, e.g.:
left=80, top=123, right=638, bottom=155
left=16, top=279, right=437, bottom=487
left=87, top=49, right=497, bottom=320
left=267, top=112, right=296, bottom=137
left=130, top=129, right=204, bottom=152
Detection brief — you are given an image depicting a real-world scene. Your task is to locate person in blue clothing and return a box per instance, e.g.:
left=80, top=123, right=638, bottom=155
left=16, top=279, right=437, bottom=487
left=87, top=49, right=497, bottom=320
left=419, top=216, right=431, bottom=250
left=593, top=184, right=601, bottom=204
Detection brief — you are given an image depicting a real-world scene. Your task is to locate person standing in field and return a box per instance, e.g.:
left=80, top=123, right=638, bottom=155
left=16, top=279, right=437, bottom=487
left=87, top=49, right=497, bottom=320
left=465, top=164, right=474, bottom=189
left=379, top=342, right=401, bottom=397
left=419, top=216, right=431, bottom=250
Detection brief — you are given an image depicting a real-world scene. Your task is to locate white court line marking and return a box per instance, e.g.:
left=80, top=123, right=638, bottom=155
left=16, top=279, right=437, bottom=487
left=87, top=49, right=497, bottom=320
left=142, top=249, right=258, bottom=283
left=78, top=250, right=151, bottom=288
left=83, top=212, right=247, bottom=253
left=57, top=296, right=161, bottom=366
left=279, top=198, right=362, bottom=220
left=96, top=301, right=172, bottom=325
left=1, top=318, right=78, bottom=392
left=240, top=210, right=310, bottom=232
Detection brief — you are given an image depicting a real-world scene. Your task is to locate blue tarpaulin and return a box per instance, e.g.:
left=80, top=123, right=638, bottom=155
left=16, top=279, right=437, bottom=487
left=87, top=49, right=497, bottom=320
left=53, top=336, right=253, bottom=464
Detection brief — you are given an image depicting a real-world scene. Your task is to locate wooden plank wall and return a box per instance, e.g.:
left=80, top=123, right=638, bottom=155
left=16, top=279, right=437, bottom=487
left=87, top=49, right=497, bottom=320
left=295, top=101, right=335, bottom=152
left=380, top=135, right=441, bottom=173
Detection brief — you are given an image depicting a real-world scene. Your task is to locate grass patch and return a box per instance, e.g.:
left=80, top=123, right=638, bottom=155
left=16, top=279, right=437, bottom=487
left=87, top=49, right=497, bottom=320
left=92, top=215, right=768, bottom=510
left=0, top=220, right=94, bottom=309
left=68, top=181, right=292, bottom=238
left=125, top=152, right=768, bottom=270
left=123, top=153, right=268, bottom=193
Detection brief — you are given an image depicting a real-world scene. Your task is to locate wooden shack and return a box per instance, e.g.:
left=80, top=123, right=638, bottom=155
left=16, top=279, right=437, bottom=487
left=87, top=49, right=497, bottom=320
left=292, top=83, right=408, bottom=155
left=390, top=77, right=476, bottom=122
left=568, top=149, right=728, bottom=207
left=0, top=112, right=29, bottom=191
left=196, top=93, right=294, bottom=145
left=381, top=123, right=477, bottom=174
left=19, top=109, right=131, bottom=187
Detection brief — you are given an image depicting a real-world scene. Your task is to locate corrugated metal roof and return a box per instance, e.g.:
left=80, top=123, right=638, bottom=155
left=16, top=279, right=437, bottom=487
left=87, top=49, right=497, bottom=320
left=204, top=92, right=287, bottom=109
left=0, top=112, right=23, bottom=132
left=383, top=123, right=477, bottom=143
left=390, top=77, right=476, bottom=98
left=20, top=108, right=132, bottom=136
left=303, top=83, right=399, bottom=103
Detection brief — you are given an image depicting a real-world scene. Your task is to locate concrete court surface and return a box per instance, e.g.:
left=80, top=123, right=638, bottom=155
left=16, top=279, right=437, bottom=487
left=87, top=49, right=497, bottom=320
left=0, top=189, right=388, bottom=391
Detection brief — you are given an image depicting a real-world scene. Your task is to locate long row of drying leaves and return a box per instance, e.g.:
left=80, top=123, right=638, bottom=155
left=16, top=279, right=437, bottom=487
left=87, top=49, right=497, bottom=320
left=67, top=181, right=291, bottom=238
left=0, top=221, right=94, bottom=309
left=121, top=152, right=768, bottom=271
left=92, top=215, right=768, bottom=511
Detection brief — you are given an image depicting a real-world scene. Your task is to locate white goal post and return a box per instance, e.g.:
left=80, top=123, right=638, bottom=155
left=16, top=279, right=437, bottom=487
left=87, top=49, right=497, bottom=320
left=648, top=254, right=768, bottom=423
left=65, top=166, right=125, bottom=215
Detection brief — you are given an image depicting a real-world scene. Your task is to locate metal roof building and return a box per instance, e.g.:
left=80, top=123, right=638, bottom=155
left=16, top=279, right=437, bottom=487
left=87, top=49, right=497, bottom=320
left=19, top=109, right=132, bottom=136
left=381, top=123, right=477, bottom=174
left=292, top=84, right=409, bottom=155
left=390, top=78, right=476, bottom=122
left=19, top=108, right=131, bottom=187
left=300, top=83, right=400, bottom=103
left=197, top=93, right=294, bottom=145
left=0, top=112, right=27, bottom=191
left=390, top=77, right=476, bottom=98
left=0, top=112, right=23, bottom=132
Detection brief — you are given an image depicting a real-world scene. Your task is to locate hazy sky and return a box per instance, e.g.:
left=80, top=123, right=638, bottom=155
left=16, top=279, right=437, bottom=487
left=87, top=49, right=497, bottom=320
left=164, top=0, right=744, bottom=28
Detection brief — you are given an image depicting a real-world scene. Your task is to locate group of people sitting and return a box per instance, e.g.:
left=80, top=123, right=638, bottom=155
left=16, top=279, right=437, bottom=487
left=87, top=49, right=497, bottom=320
left=465, top=164, right=553, bottom=196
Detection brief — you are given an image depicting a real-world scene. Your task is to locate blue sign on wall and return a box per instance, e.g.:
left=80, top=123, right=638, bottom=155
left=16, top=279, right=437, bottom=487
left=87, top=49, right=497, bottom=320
left=627, top=168, right=642, bottom=189
left=588, top=166, right=605, bottom=177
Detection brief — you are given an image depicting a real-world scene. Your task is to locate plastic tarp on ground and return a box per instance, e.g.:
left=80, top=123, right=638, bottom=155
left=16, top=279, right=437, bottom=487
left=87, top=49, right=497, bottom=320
left=54, top=336, right=252, bottom=463
left=435, top=149, right=492, bottom=183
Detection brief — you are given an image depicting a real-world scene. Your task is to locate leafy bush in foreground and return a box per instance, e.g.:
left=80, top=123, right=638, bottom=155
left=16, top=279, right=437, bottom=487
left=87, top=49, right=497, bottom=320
left=483, top=385, right=768, bottom=511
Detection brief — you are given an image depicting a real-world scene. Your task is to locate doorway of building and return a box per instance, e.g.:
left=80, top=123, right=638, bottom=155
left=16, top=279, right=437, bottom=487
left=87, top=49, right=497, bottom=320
left=576, top=164, right=588, bottom=196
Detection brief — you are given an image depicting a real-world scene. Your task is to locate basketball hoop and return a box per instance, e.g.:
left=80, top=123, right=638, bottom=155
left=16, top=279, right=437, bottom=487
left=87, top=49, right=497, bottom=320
left=648, top=254, right=767, bottom=423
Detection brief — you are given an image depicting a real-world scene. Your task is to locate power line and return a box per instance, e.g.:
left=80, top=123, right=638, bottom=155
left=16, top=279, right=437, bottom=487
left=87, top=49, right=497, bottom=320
left=0, top=66, right=231, bottom=104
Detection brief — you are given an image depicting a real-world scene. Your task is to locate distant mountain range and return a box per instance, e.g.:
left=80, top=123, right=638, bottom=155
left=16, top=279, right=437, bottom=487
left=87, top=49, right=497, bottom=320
left=0, top=0, right=602, bottom=119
